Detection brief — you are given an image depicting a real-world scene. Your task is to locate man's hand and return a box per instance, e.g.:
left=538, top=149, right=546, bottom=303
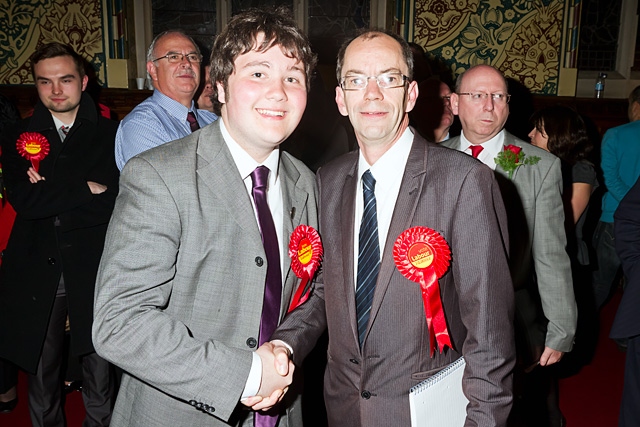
left=539, top=346, right=564, bottom=366
left=27, top=167, right=45, bottom=184
left=243, top=341, right=294, bottom=411
left=87, top=181, right=107, bottom=194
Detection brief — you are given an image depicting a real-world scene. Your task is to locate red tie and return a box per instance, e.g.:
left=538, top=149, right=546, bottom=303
left=470, top=145, right=484, bottom=158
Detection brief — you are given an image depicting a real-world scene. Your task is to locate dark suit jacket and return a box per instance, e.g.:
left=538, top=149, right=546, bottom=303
left=274, top=133, right=515, bottom=427
left=611, top=176, right=640, bottom=340
left=0, top=93, right=119, bottom=373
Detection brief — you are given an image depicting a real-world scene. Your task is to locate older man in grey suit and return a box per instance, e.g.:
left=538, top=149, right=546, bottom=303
left=269, top=30, right=515, bottom=426
left=93, top=8, right=317, bottom=427
left=443, top=65, right=577, bottom=425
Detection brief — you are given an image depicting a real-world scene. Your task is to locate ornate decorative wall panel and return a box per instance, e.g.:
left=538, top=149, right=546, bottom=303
left=413, top=0, right=565, bottom=94
left=0, top=0, right=107, bottom=85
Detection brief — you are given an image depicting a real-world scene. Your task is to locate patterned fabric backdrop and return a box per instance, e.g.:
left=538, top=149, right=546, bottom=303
left=0, top=0, right=106, bottom=85
left=413, top=0, right=564, bottom=95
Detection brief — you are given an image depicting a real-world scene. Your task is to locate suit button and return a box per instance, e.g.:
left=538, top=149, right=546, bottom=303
left=246, top=337, right=257, bottom=348
left=188, top=400, right=197, bottom=406
left=349, top=358, right=359, bottom=364
left=203, top=404, right=210, bottom=411
left=48, top=257, right=56, bottom=265
left=361, top=390, right=371, bottom=399
left=255, top=257, right=264, bottom=267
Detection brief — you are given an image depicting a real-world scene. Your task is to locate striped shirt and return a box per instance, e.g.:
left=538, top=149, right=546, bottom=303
left=115, top=90, right=217, bottom=170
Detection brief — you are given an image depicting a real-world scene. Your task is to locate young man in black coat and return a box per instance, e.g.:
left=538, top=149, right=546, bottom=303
left=0, top=43, right=119, bottom=427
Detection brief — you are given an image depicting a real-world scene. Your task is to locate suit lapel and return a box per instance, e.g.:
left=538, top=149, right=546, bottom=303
left=196, top=122, right=262, bottom=238
left=341, top=160, right=360, bottom=346
left=363, top=138, right=427, bottom=346
left=279, top=154, right=309, bottom=317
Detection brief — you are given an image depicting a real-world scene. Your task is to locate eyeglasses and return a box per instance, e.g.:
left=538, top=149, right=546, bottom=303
left=457, top=92, right=511, bottom=104
left=340, top=72, right=409, bottom=91
left=153, top=52, right=203, bottom=64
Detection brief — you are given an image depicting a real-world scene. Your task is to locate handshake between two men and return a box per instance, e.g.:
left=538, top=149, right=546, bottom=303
left=242, top=341, right=295, bottom=411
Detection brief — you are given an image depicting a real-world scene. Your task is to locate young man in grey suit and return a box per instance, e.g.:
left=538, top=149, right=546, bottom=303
left=443, top=65, right=577, bottom=426
left=269, top=30, right=515, bottom=426
left=93, top=8, right=317, bottom=427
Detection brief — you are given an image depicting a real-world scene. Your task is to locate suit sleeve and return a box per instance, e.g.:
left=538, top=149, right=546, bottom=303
left=92, top=157, right=252, bottom=421
left=451, top=164, right=515, bottom=426
left=533, top=157, right=577, bottom=352
left=271, top=173, right=328, bottom=362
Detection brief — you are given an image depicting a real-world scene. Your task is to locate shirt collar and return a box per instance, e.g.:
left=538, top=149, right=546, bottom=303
left=153, top=89, right=197, bottom=120
left=460, top=130, right=505, bottom=161
left=220, top=119, right=280, bottom=186
left=52, top=115, right=74, bottom=130
left=358, top=126, right=413, bottom=181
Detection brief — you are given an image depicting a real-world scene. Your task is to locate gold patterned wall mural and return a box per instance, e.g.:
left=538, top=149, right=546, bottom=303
left=413, top=0, right=565, bottom=95
left=0, top=0, right=106, bottom=85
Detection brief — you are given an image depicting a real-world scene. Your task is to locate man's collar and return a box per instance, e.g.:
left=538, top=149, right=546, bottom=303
left=153, top=89, right=196, bottom=117
left=219, top=118, right=280, bottom=183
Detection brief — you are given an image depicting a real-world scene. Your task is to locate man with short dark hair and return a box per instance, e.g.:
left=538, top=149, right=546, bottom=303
left=115, top=30, right=217, bottom=170
left=270, top=30, right=515, bottom=426
left=0, top=42, right=119, bottom=427
left=93, top=7, right=317, bottom=427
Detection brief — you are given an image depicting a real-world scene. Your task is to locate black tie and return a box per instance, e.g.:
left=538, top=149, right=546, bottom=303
left=186, top=111, right=200, bottom=132
left=355, top=170, right=380, bottom=347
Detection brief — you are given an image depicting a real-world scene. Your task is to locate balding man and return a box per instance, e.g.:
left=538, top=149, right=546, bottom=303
left=443, top=64, right=577, bottom=426
left=115, top=30, right=217, bottom=170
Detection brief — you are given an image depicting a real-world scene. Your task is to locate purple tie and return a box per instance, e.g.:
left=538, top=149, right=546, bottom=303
left=251, top=166, right=282, bottom=427
left=186, top=111, right=200, bottom=132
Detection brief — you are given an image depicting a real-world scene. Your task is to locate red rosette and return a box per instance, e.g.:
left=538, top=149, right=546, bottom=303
left=393, top=226, right=452, bottom=356
left=287, top=224, right=323, bottom=312
left=16, top=132, right=50, bottom=172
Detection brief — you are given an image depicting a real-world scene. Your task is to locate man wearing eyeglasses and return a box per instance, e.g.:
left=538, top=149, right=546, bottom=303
left=443, top=65, right=577, bottom=426
left=270, top=30, right=515, bottom=426
left=114, top=30, right=217, bottom=170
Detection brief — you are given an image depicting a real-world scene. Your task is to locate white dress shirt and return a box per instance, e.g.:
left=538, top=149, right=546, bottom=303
left=220, top=119, right=284, bottom=399
left=353, top=127, right=413, bottom=286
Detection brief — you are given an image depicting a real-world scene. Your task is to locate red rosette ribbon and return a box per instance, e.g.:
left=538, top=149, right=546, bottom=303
left=287, top=225, right=323, bottom=312
left=393, top=226, right=452, bottom=356
left=16, top=132, right=50, bottom=172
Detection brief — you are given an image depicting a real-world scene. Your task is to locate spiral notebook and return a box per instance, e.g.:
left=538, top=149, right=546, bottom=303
left=409, top=357, right=468, bottom=426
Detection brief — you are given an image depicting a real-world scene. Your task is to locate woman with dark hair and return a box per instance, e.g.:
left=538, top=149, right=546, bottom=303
left=529, top=105, right=597, bottom=264
left=528, top=105, right=598, bottom=427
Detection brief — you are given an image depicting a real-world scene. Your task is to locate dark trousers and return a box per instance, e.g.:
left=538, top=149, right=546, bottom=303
left=0, top=358, right=18, bottom=395
left=619, top=335, right=640, bottom=427
left=592, top=221, right=621, bottom=309
left=28, top=295, right=114, bottom=427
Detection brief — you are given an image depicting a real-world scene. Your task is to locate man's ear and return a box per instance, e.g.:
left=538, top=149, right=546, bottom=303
left=216, top=82, right=226, bottom=104
left=81, top=75, right=89, bottom=91
left=450, top=93, right=460, bottom=116
left=405, top=80, right=419, bottom=113
left=335, top=86, right=348, bottom=117
left=147, top=62, right=158, bottom=82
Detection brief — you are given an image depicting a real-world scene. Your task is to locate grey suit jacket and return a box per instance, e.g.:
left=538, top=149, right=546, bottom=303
left=273, top=133, right=515, bottom=427
left=443, top=132, right=577, bottom=352
left=93, top=120, right=318, bottom=426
